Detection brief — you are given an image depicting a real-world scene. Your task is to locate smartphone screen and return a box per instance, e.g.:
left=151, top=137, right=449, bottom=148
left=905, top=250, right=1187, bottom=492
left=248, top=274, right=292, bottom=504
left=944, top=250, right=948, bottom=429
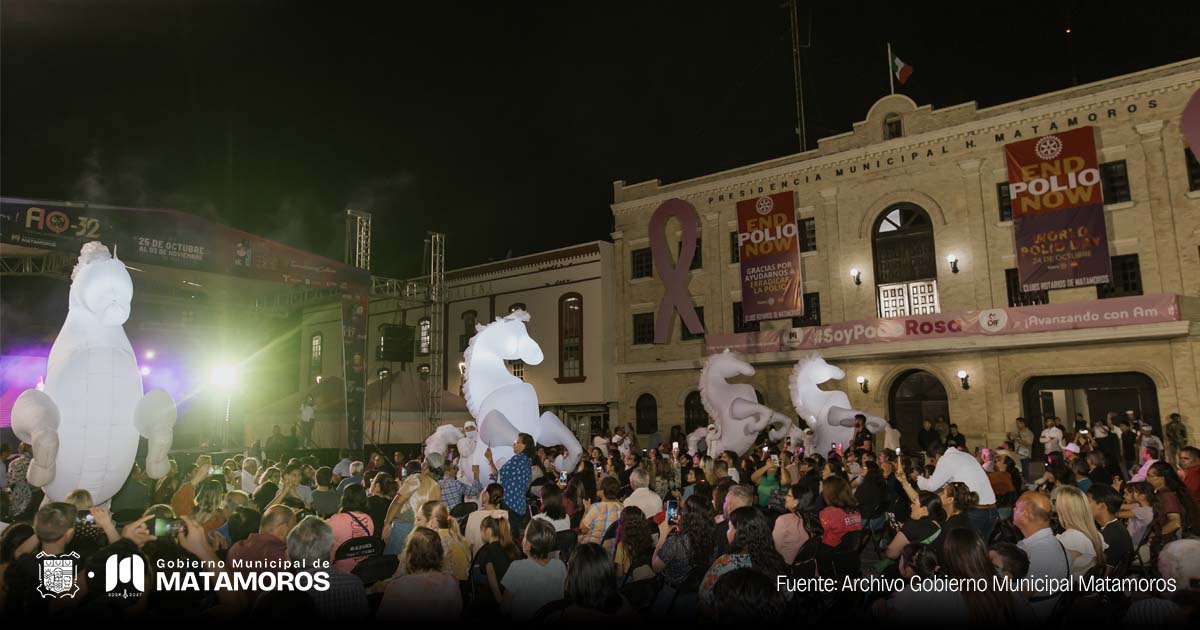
left=153, top=518, right=183, bottom=538
left=528, top=503, right=538, bottom=518
left=559, top=471, right=568, bottom=484
left=665, top=500, right=679, bottom=523
left=672, top=441, right=679, bottom=450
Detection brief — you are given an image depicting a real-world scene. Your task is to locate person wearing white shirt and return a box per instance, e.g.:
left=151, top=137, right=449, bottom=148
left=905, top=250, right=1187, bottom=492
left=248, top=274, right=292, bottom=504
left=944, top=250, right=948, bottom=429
left=622, top=469, right=663, bottom=519
left=1040, top=423, right=1064, bottom=455
left=332, top=451, right=352, bottom=480
left=240, top=457, right=260, bottom=494
left=917, top=446, right=998, bottom=540
left=1051, top=485, right=1107, bottom=577
left=883, top=423, right=901, bottom=452
left=1014, top=492, right=1071, bottom=623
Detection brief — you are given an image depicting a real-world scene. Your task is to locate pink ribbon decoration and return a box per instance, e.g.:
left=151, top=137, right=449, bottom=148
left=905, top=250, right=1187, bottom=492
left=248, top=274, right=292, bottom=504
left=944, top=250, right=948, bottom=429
left=1183, top=87, right=1200, bottom=162
left=648, top=198, right=705, bottom=343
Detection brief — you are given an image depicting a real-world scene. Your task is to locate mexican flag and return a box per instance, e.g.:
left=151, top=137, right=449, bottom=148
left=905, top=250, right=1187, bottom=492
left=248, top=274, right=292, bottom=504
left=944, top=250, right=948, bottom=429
left=891, top=50, right=913, bottom=85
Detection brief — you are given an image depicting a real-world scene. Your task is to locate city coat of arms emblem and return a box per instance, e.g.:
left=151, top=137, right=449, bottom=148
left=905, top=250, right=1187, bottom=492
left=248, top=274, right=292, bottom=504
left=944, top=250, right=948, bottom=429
left=36, top=551, right=81, bottom=598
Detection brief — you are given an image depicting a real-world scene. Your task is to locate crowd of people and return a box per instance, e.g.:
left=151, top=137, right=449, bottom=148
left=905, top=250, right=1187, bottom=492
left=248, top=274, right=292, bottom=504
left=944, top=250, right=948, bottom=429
left=0, top=412, right=1197, bottom=623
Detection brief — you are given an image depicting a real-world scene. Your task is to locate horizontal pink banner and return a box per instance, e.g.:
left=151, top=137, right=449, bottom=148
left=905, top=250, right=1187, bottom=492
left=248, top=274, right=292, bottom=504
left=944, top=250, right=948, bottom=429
left=705, top=294, right=1180, bottom=355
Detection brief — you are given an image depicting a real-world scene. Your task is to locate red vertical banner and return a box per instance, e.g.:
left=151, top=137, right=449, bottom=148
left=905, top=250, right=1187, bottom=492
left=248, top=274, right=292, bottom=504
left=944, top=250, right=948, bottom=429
left=1006, top=126, right=1112, bottom=292
left=736, top=191, right=804, bottom=322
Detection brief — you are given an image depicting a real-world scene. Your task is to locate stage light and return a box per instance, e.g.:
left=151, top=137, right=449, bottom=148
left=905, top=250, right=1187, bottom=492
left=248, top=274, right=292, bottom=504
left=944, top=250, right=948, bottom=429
left=141, top=366, right=151, bottom=376
left=144, top=349, right=156, bottom=360
left=209, top=363, right=240, bottom=390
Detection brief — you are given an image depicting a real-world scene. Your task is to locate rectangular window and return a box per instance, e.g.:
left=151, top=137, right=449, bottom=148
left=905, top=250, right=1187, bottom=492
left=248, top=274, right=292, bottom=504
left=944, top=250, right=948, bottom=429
left=681, top=306, right=705, bottom=341
left=678, top=239, right=702, bottom=270
left=790, top=293, right=822, bottom=327
left=1186, top=148, right=1200, bottom=192
left=1004, top=269, right=1049, bottom=307
left=1096, top=254, right=1142, bottom=299
left=878, top=280, right=940, bottom=318
left=733, top=302, right=759, bottom=333
left=631, top=248, right=653, bottom=279
left=997, top=182, right=1013, bottom=222
left=632, top=313, right=655, bottom=345
left=729, top=231, right=740, bottom=263
left=798, top=217, right=817, bottom=252
left=559, top=294, right=583, bottom=380
left=508, top=360, right=524, bottom=381
left=1100, top=160, right=1131, bottom=204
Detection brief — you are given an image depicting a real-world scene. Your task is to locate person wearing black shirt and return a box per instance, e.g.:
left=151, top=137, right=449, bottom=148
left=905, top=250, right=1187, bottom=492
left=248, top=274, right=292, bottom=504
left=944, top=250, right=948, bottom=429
left=945, top=424, right=967, bottom=451
left=917, top=419, right=942, bottom=455
left=885, top=490, right=945, bottom=560
left=1118, top=420, right=1137, bottom=474
left=1087, top=485, right=1133, bottom=570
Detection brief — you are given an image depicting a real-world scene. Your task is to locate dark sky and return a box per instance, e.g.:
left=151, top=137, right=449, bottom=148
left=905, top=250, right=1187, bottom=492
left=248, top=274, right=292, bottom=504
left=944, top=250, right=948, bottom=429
left=2, top=1, right=1194, bottom=277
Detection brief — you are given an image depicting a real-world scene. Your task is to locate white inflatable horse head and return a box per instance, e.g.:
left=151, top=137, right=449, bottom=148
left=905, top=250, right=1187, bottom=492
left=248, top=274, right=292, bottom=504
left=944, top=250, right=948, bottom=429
left=788, top=352, right=886, bottom=456
left=789, top=353, right=843, bottom=419
left=700, top=349, right=794, bottom=456
left=70, top=241, right=134, bottom=328
left=707, top=349, right=756, bottom=380
left=474, top=309, right=543, bottom=366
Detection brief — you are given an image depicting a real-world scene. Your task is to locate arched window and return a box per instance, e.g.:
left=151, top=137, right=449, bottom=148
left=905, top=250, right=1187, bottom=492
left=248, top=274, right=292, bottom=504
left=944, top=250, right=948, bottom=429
left=508, top=303, right=526, bottom=313
left=872, top=203, right=939, bottom=317
left=460, top=310, right=477, bottom=352
left=417, top=317, right=431, bottom=355
left=636, top=394, right=658, bottom=435
left=557, top=293, right=584, bottom=382
left=884, top=113, right=903, bottom=140
left=309, top=334, right=322, bottom=381
left=684, top=391, right=709, bottom=432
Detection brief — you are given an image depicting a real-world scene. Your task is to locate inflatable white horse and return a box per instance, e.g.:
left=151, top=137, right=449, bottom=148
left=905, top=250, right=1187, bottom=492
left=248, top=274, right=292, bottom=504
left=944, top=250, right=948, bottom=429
left=11, top=242, right=176, bottom=504
left=699, top=350, right=794, bottom=456
left=463, top=310, right=582, bottom=473
left=788, top=353, right=886, bottom=455
left=424, top=423, right=465, bottom=457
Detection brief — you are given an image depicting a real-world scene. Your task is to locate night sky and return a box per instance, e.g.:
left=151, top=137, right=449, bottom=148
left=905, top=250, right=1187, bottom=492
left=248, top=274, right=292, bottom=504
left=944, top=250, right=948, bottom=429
left=2, top=1, right=1194, bottom=277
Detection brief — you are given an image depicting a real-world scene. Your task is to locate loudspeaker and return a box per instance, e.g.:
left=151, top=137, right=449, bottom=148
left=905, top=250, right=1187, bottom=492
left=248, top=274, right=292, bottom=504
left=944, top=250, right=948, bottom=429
left=377, top=325, right=414, bottom=362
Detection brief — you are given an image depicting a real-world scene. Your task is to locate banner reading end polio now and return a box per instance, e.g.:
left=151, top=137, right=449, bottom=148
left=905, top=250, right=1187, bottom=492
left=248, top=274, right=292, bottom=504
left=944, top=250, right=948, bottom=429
left=1006, top=126, right=1111, bottom=292
left=736, top=191, right=804, bottom=322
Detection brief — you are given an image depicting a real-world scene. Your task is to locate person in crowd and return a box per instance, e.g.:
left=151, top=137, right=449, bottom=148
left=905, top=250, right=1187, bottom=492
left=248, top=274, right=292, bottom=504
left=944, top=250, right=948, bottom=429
left=554, top=542, right=639, bottom=622
left=60, top=489, right=111, bottom=550
left=1071, top=457, right=1093, bottom=493
left=1145, top=460, right=1198, bottom=541
left=987, top=454, right=1021, bottom=519
left=365, top=472, right=396, bottom=532
left=751, top=449, right=788, bottom=509
left=533, top=483, right=571, bottom=532
left=382, top=452, right=444, bottom=554
left=719, top=451, right=742, bottom=484
left=1119, top=481, right=1156, bottom=548
left=772, top=482, right=818, bottom=564
left=287, top=514, right=368, bottom=618
left=579, top=475, right=623, bottom=546
left=151, top=457, right=180, bottom=505
left=654, top=493, right=717, bottom=588
left=714, top=484, right=755, bottom=556
left=465, top=483, right=510, bottom=553
left=212, top=490, right=250, bottom=546
left=1051, top=485, right=1106, bottom=576
left=988, top=541, right=1030, bottom=580
left=170, top=455, right=213, bottom=516
left=1040, top=417, right=1064, bottom=458
left=653, top=456, right=676, bottom=500
left=1130, top=445, right=1162, bottom=482
left=239, top=457, right=259, bottom=494
left=253, top=467, right=282, bottom=512
left=1118, top=418, right=1138, bottom=475
left=1179, top=445, right=1200, bottom=503
left=271, top=463, right=313, bottom=508
left=918, top=419, right=941, bottom=456
left=699, top=506, right=787, bottom=611
left=0, top=522, right=35, bottom=599
left=1014, top=491, right=1071, bottom=622
left=938, top=481, right=977, bottom=545
left=885, top=490, right=945, bottom=560
left=486, top=433, right=535, bottom=531
left=853, top=460, right=887, bottom=531
left=1137, top=424, right=1165, bottom=461
left=438, top=461, right=482, bottom=511
left=332, top=450, right=352, bottom=480
left=190, top=477, right=228, bottom=533
left=410, top=500, right=470, bottom=581
left=912, top=444, right=998, bottom=541
left=110, top=463, right=152, bottom=515
left=622, top=468, right=663, bottom=520
left=613, top=506, right=654, bottom=583
left=328, top=484, right=374, bottom=573
left=1164, top=412, right=1189, bottom=467
left=309, top=466, right=341, bottom=517
left=501, top=518, right=567, bottom=622
left=227, top=504, right=296, bottom=573
left=1087, top=484, right=1133, bottom=571
left=377, top=526, right=462, bottom=620
left=944, top=423, right=967, bottom=450
left=1121, top=539, right=1200, bottom=626
left=472, top=515, right=520, bottom=612
left=817, top=476, right=862, bottom=551
left=336, top=461, right=364, bottom=491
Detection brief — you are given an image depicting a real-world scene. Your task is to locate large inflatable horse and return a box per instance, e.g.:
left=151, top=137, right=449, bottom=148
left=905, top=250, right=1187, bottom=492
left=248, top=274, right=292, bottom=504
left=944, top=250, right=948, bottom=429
left=462, top=310, right=582, bottom=473
left=699, top=350, right=794, bottom=456
left=788, top=353, right=886, bottom=456
left=11, top=242, right=176, bottom=504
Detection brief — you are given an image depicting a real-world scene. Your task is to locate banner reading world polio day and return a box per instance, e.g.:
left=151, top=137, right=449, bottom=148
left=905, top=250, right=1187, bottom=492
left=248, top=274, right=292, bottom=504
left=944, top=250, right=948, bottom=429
left=704, top=294, right=1180, bottom=355
left=736, top=191, right=804, bottom=322
left=1006, top=126, right=1112, bottom=292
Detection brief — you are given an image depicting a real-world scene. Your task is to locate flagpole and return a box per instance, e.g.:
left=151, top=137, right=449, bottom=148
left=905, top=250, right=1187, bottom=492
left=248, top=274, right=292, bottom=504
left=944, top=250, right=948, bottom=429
left=887, top=42, right=895, bottom=95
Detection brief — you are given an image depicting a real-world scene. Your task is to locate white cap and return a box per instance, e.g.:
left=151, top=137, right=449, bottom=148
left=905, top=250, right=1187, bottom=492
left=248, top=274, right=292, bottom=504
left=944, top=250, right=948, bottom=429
left=1064, top=443, right=1081, bottom=454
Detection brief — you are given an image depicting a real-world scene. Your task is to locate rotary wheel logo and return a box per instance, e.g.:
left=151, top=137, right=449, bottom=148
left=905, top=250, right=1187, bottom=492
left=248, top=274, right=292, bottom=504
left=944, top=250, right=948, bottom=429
left=1034, top=135, right=1063, bottom=161
left=755, top=196, right=774, bottom=215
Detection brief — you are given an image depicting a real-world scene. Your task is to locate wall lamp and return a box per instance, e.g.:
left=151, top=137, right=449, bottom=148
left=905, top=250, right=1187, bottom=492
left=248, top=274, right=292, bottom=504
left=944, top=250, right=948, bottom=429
left=850, top=268, right=862, bottom=285
left=957, top=370, right=970, bottom=390
left=856, top=376, right=869, bottom=393
left=947, top=254, right=960, bottom=274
